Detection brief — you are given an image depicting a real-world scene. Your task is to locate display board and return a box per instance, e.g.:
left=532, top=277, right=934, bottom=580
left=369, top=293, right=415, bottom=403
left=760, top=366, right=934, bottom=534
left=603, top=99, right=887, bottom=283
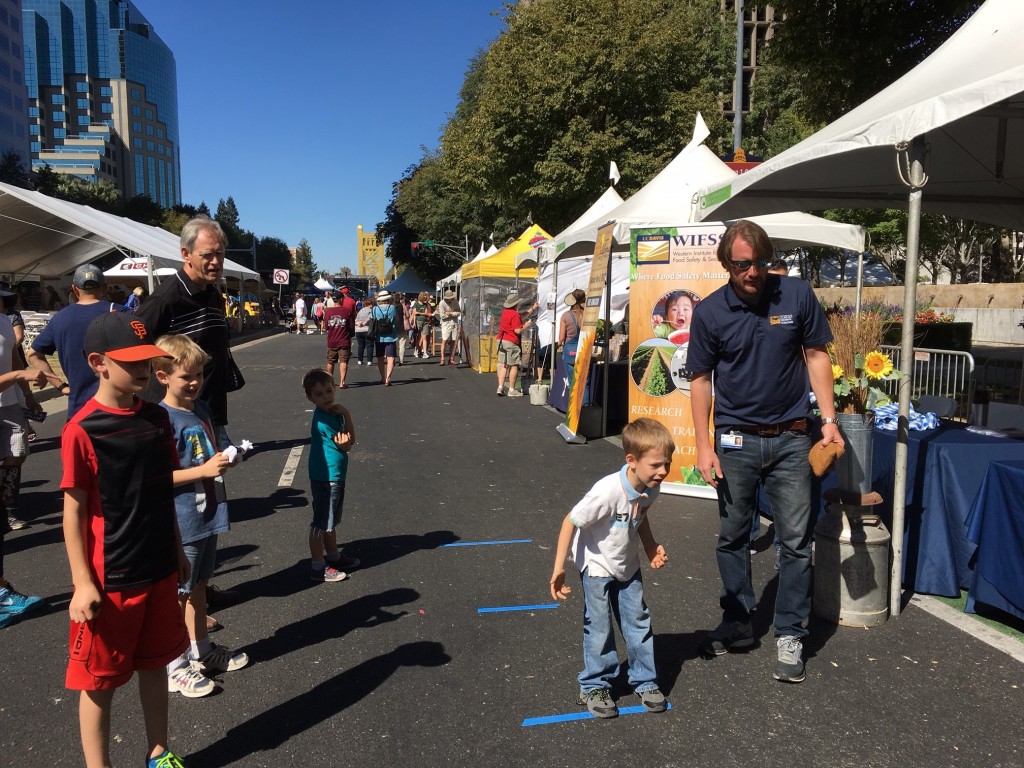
left=628, top=223, right=728, bottom=497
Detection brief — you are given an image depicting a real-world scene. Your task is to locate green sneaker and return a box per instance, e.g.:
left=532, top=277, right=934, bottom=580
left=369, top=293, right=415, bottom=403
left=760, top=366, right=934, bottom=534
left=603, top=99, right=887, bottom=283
left=146, top=749, right=185, bottom=768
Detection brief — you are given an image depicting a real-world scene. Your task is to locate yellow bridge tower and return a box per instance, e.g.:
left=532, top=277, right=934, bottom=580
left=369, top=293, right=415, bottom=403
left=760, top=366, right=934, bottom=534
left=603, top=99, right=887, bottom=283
left=357, top=225, right=385, bottom=283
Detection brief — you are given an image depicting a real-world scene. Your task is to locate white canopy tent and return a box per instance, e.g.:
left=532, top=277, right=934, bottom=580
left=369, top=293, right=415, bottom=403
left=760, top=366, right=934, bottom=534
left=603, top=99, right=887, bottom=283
left=437, top=240, right=500, bottom=290
left=0, top=181, right=260, bottom=287
left=695, top=0, right=1024, bottom=617
left=104, top=257, right=177, bottom=278
left=554, top=115, right=866, bottom=264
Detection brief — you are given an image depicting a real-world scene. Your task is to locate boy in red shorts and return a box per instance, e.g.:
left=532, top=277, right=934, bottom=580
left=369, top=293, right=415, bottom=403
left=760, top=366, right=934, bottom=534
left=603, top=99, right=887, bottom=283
left=61, top=313, right=190, bottom=768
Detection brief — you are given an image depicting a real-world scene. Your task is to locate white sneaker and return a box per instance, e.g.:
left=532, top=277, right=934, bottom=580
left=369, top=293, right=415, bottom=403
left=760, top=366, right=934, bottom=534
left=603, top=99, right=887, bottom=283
left=506, top=389, right=524, bottom=398
left=168, top=666, right=216, bottom=698
left=413, top=351, right=419, bottom=358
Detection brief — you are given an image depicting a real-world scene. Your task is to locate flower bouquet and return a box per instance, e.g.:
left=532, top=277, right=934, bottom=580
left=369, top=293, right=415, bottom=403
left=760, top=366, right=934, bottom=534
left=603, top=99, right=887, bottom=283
left=826, top=310, right=901, bottom=415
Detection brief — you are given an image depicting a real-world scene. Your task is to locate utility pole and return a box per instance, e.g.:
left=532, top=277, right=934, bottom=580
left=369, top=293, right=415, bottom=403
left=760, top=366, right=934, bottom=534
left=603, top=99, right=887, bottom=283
left=733, top=0, right=744, bottom=153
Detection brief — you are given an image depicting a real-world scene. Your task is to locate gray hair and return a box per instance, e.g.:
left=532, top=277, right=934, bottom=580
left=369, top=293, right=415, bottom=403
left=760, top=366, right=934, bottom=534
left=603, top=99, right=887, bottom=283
left=180, top=216, right=227, bottom=254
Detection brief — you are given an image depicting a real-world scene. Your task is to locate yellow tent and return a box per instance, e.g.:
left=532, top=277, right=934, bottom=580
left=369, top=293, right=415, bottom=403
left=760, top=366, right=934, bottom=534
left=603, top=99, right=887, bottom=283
left=460, top=225, right=549, bottom=373
left=460, top=225, right=548, bottom=280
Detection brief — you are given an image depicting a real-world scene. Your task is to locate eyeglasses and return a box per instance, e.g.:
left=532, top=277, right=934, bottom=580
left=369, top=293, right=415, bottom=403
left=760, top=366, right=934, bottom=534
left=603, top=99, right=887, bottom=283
left=727, top=257, right=769, bottom=272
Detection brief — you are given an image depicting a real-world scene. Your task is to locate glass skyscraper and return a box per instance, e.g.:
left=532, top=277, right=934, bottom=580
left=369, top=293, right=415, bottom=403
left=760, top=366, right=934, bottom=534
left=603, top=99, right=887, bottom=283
left=23, top=0, right=180, bottom=206
left=0, top=0, right=29, bottom=164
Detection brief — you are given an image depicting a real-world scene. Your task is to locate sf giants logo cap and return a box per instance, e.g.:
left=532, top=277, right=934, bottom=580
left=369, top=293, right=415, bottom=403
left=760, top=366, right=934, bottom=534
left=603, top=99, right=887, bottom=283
left=83, top=312, right=172, bottom=362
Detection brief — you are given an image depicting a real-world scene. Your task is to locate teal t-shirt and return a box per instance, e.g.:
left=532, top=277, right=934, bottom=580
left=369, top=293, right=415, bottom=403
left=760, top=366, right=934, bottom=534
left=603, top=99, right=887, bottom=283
left=309, top=408, right=348, bottom=482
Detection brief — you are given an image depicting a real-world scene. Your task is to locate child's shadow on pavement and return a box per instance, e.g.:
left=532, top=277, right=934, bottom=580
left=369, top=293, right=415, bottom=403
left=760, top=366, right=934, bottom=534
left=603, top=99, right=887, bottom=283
left=185, top=640, right=450, bottom=767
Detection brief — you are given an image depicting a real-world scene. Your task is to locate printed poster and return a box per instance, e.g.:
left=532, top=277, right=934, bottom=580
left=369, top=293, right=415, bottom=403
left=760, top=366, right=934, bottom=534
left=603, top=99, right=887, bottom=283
left=628, top=224, right=728, bottom=497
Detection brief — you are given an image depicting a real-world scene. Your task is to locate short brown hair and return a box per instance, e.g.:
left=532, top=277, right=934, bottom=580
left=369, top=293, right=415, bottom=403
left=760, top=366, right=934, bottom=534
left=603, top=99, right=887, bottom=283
left=716, top=219, right=773, bottom=271
left=302, top=367, right=333, bottom=395
left=622, top=418, right=675, bottom=461
left=152, top=334, right=209, bottom=374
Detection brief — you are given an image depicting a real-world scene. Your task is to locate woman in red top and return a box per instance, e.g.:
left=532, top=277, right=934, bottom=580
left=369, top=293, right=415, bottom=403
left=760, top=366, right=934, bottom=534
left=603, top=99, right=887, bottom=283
left=495, top=292, right=537, bottom=398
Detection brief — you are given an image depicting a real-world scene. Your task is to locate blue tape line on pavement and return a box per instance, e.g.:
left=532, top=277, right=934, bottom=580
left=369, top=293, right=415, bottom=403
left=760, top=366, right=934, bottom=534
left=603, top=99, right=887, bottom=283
left=477, top=603, right=559, bottom=614
left=522, top=702, right=671, bottom=726
left=442, top=539, right=533, bottom=547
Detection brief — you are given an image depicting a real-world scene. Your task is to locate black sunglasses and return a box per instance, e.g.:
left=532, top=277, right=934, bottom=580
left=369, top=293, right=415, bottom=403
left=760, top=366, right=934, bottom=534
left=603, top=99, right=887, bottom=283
left=727, top=257, right=769, bottom=272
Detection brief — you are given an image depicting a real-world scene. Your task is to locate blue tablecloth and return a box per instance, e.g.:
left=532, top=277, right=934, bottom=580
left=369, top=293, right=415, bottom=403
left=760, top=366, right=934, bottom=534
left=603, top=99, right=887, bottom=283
left=836, top=426, right=1024, bottom=597
left=965, top=460, right=1024, bottom=620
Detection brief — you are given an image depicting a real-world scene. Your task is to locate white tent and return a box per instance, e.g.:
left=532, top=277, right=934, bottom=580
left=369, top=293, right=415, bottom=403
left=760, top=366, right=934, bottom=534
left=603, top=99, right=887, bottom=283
left=314, top=276, right=336, bottom=291
left=554, top=115, right=866, bottom=263
left=693, top=0, right=1024, bottom=617
left=104, top=257, right=177, bottom=278
left=0, top=181, right=259, bottom=283
left=696, top=0, right=1024, bottom=228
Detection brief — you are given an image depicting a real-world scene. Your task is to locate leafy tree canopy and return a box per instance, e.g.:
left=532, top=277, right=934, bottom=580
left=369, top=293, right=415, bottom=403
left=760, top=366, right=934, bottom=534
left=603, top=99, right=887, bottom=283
left=380, top=0, right=733, bottom=278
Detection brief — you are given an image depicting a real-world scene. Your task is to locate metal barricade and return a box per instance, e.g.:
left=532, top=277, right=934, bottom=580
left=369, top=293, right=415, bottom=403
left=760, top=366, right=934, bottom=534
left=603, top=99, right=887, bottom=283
left=880, top=345, right=975, bottom=420
left=976, top=356, right=1024, bottom=405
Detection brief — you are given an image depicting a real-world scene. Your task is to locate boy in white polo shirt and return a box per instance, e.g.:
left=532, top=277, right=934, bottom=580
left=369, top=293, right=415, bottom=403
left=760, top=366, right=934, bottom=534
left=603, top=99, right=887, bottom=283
left=549, top=417, right=673, bottom=718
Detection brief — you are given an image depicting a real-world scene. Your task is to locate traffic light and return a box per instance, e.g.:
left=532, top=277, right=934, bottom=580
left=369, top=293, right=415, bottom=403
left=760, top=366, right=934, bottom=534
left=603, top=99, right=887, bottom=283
left=411, top=242, right=420, bottom=258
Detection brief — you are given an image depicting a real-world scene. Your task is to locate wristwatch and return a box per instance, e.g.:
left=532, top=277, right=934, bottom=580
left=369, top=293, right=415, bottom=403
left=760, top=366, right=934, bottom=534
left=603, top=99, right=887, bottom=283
left=821, top=417, right=838, bottom=425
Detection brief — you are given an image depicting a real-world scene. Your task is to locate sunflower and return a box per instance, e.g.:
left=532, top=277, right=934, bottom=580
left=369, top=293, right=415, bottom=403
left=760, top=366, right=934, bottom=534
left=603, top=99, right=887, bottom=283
left=831, top=364, right=845, bottom=381
left=863, top=351, right=894, bottom=380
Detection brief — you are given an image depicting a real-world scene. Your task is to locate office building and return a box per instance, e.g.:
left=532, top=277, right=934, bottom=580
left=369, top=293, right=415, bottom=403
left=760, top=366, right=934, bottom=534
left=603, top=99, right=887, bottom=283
left=0, top=0, right=29, bottom=164
left=23, top=0, right=180, bottom=206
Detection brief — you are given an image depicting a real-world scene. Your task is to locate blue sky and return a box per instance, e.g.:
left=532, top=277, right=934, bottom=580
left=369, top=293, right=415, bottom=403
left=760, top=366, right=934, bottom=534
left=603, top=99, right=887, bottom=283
left=141, top=1, right=507, bottom=274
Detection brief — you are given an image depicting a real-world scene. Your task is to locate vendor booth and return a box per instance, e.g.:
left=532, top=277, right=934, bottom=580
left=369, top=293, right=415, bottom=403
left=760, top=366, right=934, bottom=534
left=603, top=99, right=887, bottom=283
left=460, top=225, right=548, bottom=373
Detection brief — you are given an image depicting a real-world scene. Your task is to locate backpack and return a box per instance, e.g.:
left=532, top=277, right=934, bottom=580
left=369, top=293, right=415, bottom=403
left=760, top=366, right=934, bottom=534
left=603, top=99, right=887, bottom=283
left=373, top=306, right=395, bottom=337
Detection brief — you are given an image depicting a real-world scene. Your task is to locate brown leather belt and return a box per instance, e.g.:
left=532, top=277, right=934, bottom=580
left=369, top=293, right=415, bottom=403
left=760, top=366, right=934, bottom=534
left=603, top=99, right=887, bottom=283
left=732, top=419, right=808, bottom=437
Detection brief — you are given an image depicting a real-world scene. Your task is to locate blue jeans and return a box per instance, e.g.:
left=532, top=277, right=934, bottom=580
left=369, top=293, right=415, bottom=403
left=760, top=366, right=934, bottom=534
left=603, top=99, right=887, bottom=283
left=714, top=427, right=813, bottom=638
left=578, top=567, right=658, bottom=693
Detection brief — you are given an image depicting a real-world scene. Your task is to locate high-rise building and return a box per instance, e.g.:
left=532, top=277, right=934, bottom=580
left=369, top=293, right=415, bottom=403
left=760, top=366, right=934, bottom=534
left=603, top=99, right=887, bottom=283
left=0, top=0, right=30, bottom=164
left=23, top=0, right=180, bottom=206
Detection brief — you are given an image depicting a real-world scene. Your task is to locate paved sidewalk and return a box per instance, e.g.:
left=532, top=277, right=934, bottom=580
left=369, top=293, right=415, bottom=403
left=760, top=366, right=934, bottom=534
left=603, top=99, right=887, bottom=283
left=1, top=331, right=1021, bottom=767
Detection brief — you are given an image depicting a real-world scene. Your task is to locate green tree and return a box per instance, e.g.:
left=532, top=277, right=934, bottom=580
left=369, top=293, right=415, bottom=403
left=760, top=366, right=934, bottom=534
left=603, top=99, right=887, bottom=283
left=123, top=194, right=164, bottom=227
left=0, top=150, right=30, bottom=188
left=255, top=236, right=292, bottom=273
left=215, top=196, right=245, bottom=249
left=293, top=238, right=317, bottom=288
left=381, top=0, right=733, bottom=263
left=763, top=0, right=981, bottom=125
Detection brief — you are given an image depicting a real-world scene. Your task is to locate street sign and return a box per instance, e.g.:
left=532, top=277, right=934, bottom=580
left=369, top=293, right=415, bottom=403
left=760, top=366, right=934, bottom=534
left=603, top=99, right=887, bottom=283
left=273, top=269, right=290, bottom=285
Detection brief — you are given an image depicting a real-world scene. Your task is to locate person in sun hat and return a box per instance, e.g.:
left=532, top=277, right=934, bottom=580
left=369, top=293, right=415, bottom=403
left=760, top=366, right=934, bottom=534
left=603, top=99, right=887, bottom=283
left=495, top=292, right=538, bottom=398
left=60, top=311, right=191, bottom=768
left=371, top=290, right=399, bottom=385
left=438, top=289, right=461, bottom=366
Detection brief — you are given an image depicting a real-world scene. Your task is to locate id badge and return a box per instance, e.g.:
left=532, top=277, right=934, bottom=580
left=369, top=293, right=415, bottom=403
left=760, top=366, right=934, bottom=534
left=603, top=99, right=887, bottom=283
left=720, top=432, right=744, bottom=450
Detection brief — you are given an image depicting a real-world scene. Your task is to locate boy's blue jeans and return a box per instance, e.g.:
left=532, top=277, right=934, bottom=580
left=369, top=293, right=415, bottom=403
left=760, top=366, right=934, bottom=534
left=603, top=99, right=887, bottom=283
left=578, top=567, right=658, bottom=693
left=714, top=427, right=814, bottom=638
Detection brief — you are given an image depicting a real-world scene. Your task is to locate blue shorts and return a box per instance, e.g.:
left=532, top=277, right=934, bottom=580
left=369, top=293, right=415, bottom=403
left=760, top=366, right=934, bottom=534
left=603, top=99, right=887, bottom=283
left=374, top=340, right=396, bottom=358
left=179, top=535, right=218, bottom=594
left=311, top=480, right=346, bottom=533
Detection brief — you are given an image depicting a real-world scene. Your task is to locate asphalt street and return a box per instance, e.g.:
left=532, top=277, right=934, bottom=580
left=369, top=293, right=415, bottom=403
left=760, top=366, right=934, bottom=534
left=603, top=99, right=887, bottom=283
left=2, top=329, right=1022, bottom=767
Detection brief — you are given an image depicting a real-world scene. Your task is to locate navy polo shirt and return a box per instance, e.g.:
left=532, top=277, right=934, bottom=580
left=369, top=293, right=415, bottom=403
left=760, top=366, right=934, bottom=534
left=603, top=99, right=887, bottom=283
left=685, top=275, right=832, bottom=428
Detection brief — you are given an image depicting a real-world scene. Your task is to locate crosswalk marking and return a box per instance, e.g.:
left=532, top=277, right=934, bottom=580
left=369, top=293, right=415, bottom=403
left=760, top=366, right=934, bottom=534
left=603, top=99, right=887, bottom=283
left=278, top=446, right=304, bottom=487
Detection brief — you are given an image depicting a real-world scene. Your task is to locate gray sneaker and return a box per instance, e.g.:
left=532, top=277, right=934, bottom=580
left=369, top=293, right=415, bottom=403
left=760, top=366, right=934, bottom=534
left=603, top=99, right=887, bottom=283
left=638, top=687, right=667, bottom=713
left=773, top=635, right=805, bottom=683
left=506, top=388, right=523, bottom=398
left=578, top=687, right=618, bottom=718
left=700, top=620, right=755, bottom=656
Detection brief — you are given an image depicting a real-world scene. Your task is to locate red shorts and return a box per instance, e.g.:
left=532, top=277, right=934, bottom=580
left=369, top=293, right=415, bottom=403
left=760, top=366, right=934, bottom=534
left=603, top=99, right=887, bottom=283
left=66, top=573, right=188, bottom=691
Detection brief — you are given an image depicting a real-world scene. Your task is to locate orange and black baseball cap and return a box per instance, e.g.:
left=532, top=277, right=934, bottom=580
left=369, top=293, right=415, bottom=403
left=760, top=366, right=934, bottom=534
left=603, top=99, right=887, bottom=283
left=83, top=313, right=172, bottom=362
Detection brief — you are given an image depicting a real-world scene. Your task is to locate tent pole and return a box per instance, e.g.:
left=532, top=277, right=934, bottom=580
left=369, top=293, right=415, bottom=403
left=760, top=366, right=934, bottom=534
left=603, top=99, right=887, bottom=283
left=550, top=260, right=559, bottom=384
left=890, top=136, right=928, bottom=619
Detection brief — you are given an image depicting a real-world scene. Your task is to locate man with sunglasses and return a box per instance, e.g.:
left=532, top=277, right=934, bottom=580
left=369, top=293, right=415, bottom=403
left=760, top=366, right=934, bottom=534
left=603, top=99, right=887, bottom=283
left=685, top=219, right=843, bottom=684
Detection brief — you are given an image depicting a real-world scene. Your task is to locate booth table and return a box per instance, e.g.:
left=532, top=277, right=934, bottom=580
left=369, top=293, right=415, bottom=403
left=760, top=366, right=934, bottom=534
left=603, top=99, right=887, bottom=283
left=965, top=460, right=1024, bottom=620
left=854, top=426, right=1024, bottom=597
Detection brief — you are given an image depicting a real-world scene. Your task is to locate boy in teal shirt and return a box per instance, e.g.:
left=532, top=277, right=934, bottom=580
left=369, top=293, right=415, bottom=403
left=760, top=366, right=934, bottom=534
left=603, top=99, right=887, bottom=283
left=302, top=368, right=359, bottom=582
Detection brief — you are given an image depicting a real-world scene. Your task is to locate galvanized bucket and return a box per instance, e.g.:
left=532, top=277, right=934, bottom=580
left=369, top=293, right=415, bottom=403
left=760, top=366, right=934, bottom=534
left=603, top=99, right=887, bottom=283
left=835, top=412, right=875, bottom=494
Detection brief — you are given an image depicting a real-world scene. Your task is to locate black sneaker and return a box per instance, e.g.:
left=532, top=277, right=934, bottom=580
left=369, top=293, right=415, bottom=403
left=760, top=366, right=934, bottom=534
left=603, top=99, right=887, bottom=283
left=578, top=688, right=618, bottom=719
left=638, top=687, right=667, bottom=713
left=700, top=620, right=755, bottom=656
left=773, top=635, right=805, bottom=683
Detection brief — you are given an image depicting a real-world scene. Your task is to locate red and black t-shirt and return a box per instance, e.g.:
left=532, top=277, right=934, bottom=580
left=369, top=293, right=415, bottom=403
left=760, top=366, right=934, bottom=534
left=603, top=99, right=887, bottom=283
left=61, top=399, right=179, bottom=592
